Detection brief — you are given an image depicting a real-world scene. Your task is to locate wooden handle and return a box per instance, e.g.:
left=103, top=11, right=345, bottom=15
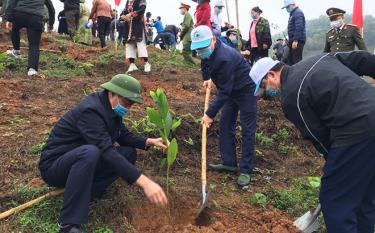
left=202, top=87, right=211, bottom=186
left=0, top=189, right=64, bottom=220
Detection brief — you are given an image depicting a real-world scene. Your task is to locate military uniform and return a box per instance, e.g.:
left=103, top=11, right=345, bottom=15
left=179, top=3, right=195, bottom=64
left=324, top=7, right=367, bottom=53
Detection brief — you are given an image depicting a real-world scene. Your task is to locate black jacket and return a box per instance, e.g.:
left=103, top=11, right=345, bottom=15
left=281, top=51, right=375, bottom=155
left=5, top=0, right=55, bottom=26
left=62, top=0, right=80, bottom=12
left=40, top=91, right=147, bottom=184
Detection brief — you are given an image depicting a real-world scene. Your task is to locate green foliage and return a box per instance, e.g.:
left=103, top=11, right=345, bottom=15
left=184, top=137, right=195, bottom=147
left=93, top=227, right=114, bottom=233
left=307, top=176, right=321, bottom=188
left=266, top=177, right=320, bottom=217
left=30, top=142, right=46, bottom=155
left=255, top=132, right=274, bottom=148
left=278, top=143, right=297, bottom=155
left=249, top=193, right=268, bottom=208
left=125, top=116, right=159, bottom=137
left=0, top=52, right=7, bottom=72
left=98, top=52, right=123, bottom=67
left=149, top=49, right=197, bottom=70
left=275, top=128, right=289, bottom=142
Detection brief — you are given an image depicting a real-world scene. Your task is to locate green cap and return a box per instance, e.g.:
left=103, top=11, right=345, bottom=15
left=100, top=74, right=144, bottom=104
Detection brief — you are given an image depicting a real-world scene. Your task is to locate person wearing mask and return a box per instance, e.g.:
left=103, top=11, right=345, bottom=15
left=250, top=51, right=375, bottom=233
left=63, top=0, right=80, bottom=39
left=211, top=0, right=225, bottom=37
left=40, top=74, right=168, bottom=233
left=220, top=29, right=239, bottom=50
left=5, top=0, right=55, bottom=76
left=145, top=12, right=153, bottom=45
left=89, top=0, right=112, bottom=48
left=191, top=25, right=258, bottom=187
left=282, top=0, right=306, bottom=65
left=324, top=7, right=367, bottom=53
left=121, top=0, right=151, bottom=73
left=194, top=0, right=212, bottom=29
left=243, top=6, right=271, bottom=64
left=179, top=3, right=194, bottom=64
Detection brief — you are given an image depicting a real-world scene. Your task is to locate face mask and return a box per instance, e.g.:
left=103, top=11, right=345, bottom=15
left=251, top=15, right=257, bottom=20
left=198, top=0, right=204, bottom=4
left=113, top=96, right=129, bottom=118
left=231, top=37, right=238, bottom=45
left=286, top=6, right=293, bottom=13
left=266, top=88, right=281, bottom=97
left=197, top=47, right=213, bottom=60
left=215, top=9, right=222, bottom=15
left=180, top=9, right=185, bottom=15
left=330, top=20, right=342, bottom=29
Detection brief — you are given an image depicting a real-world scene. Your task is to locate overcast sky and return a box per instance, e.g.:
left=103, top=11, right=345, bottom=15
left=52, top=0, right=375, bottom=38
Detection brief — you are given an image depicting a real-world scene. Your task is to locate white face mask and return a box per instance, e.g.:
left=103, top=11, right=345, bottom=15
left=330, top=20, right=342, bottom=29
left=180, top=9, right=185, bottom=15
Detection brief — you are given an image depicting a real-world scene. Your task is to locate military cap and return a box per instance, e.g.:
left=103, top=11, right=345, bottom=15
left=179, top=3, right=191, bottom=10
left=326, top=7, right=346, bottom=19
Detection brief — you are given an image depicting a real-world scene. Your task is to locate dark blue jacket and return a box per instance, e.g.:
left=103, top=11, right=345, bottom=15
left=40, top=91, right=147, bottom=184
left=202, top=40, right=255, bottom=118
left=287, top=7, right=306, bottom=44
left=219, top=36, right=236, bottom=49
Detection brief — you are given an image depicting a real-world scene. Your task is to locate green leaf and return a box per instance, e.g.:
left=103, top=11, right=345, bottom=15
left=156, top=88, right=169, bottom=119
left=167, top=138, right=178, bottom=167
left=165, top=112, right=173, bottom=138
left=307, top=177, right=321, bottom=188
left=171, top=119, right=182, bottom=131
left=146, top=107, right=163, bottom=129
left=150, top=91, right=158, bottom=103
left=160, top=158, right=167, bottom=170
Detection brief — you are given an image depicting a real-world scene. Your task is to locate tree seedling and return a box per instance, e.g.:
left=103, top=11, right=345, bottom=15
left=147, top=88, right=181, bottom=193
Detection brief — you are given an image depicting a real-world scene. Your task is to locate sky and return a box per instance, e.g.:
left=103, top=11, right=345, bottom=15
left=52, top=0, right=375, bottom=39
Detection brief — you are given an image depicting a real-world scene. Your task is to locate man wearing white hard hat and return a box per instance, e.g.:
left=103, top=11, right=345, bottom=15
left=281, top=0, right=305, bottom=65
left=191, top=25, right=257, bottom=187
left=211, top=0, right=224, bottom=37
left=250, top=52, right=375, bottom=233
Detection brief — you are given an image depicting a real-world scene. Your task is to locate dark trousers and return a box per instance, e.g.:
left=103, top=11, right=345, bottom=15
left=65, top=9, right=80, bottom=37
left=11, top=11, right=43, bottom=71
left=250, top=48, right=268, bottom=64
left=41, top=145, right=137, bottom=225
left=219, top=86, right=257, bottom=174
left=320, top=137, right=375, bottom=233
left=97, top=16, right=111, bottom=48
left=288, top=42, right=304, bottom=65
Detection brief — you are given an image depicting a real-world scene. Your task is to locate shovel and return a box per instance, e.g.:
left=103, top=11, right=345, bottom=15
left=197, top=86, right=211, bottom=216
left=294, top=204, right=321, bottom=233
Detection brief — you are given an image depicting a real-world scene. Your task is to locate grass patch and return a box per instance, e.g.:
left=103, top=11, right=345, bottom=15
left=148, top=48, right=197, bottom=70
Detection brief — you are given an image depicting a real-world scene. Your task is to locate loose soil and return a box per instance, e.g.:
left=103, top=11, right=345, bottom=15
left=0, top=30, right=324, bottom=232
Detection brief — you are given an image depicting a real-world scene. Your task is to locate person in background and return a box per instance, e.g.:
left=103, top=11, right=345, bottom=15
left=191, top=25, right=258, bottom=187
left=272, top=38, right=284, bottom=61
left=89, top=0, right=112, bottom=48
left=145, top=11, right=153, bottom=45
left=5, top=0, right=55, bottom=76
left=243, top=6, right=271, bottom=64
left=194, top=0, right=212, bottom=29
left=282, top=0, right=306, bottom=65
left=211, top=0, right=225, bottom=37
left=324, top=7, right=367, bottom=53
left=121, top=0, right=151, bottom=73
left=179, top=3, right=194, bottom=64
left=58, top=10, right=69, bottom=35
left=152, top=16, right=164, bottom=34
left=220, top=29, right=239, bottom=50
left=63, top=0, right=80, bottom=39
left=109, top=9, right=117, bottom=42
left=0, top=0, right=7, bottom=20
left=154, top=24, right=179, bottom=51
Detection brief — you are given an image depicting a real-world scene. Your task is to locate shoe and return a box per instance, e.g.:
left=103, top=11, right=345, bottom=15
left=237, top=173, right=251, bottom=187
left=208, top=163, right=239, bottom=173
left=127, top=63, right=138, bottom=73
left=144, top=62, right=151, bottom=73
left=6, top=49, right=21, bottom=58
left=60, top=225, right=88, bottom=233
left=27, top=68, right=38, bottom=76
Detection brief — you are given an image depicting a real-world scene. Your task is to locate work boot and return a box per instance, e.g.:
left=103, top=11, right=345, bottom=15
left=127, top=63, right=138, bottom=73
left=6, top=49, right=21, bottom=58
left=27, top=68, right=38, bottom=76
left=208, top=163, right=239, bottom=173
left=144, top=62, right=151, bottom=73
left=237, top=173, right=251, bottom=187
left=60, top=225, right=88, bottom=233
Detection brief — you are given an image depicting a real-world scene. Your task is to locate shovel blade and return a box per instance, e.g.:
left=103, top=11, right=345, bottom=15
left=197, top=191, right=210, bottom=216
left=294, top=209, right=320, bottom=233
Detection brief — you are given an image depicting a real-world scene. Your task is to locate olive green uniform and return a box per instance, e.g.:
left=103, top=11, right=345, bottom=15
left=324, top=24, right=367, bottom=53
left=180, top=11, right=194, bottom=64
left=0, top=0, right=7, bottom=17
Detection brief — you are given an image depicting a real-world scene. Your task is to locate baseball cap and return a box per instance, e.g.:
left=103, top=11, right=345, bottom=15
left=190, top=25, right=213, bottom=50
left=249, top=58, right=280, bottom=96
left=281, top=0, right=296, bottom=9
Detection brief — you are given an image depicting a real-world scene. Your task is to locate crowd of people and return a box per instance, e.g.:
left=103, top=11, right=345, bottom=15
left=1, top=0, right=374, bottom=233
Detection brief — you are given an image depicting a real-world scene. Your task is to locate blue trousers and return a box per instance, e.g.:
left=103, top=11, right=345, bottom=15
left=320, top=137, right=375, bottom=233
left=41, top=145, right=137, bottom=225
left=219, top=86, right=257, bottom=174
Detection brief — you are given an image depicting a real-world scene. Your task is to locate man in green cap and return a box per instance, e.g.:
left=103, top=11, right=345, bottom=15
left=179, top=3, right=195, bottom=64
left=324, top=7, right=367, bottom=53
left=39, top=74, right=168, bottom=233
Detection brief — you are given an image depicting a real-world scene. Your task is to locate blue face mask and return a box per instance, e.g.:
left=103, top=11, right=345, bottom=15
left=197, top=47, right=213, bottom=60
left=286, top=6, right=293, bottom=13
left=231, top=38, right=238, bottom=45
left=113, top=96, right=129, bottom=118
left=198, top=0, right=205, bottom=4
left=266, top=88, right=282, bottom=97
left=251, top=15, right=257, bottom=20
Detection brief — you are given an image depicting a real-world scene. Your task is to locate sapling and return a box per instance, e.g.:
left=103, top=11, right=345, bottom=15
left=147, top=88, right=181, bottom=193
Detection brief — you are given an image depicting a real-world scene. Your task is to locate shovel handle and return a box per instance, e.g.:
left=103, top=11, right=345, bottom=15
left=202, top=87, right=211, bottom=186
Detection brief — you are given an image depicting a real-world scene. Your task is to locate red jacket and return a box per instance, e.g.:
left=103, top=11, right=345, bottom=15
left=194, top=1, right=212, bottom=29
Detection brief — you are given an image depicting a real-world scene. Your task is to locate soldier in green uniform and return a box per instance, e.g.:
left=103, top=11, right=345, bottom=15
left=179, top=3, right=195, bottom=64
left=324, top=7, right=367, bottom=53
left=0, top=0, right=7, bottom=19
